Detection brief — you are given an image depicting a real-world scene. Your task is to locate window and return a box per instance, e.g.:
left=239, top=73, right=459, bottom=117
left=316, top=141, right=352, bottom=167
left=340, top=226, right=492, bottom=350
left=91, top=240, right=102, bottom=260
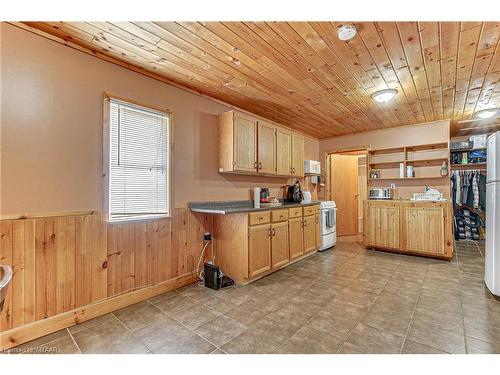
left=105, top=96, right=171, bottom=222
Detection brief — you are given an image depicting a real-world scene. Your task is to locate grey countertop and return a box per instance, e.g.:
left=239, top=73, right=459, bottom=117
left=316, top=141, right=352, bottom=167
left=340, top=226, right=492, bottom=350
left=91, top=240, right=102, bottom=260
left=189, top=200, right=321, bottom=215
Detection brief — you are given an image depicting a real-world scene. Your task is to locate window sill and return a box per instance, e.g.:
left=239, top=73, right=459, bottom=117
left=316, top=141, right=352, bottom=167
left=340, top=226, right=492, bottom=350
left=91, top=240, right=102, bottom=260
left=108, top=213, right=171, bottom=224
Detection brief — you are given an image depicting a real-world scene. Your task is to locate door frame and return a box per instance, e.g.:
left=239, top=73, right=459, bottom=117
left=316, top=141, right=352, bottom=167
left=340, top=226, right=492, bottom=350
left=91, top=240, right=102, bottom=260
left=323, top=146, right=369, bottom=236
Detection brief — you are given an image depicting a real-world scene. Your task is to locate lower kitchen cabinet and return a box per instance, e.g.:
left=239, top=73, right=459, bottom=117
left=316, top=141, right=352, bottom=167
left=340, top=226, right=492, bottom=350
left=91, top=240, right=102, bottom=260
left=213, top=204, right=320, bottom=284
left=289, top=217, right=304, bottom=260
left=271, top=221, right=289, bottom=268
left=303, top=215, right=316, bottom=253
left=403, top=205, right=446, bottom=256
left=363, top=200, right=453, bottom=260
left=364, top=201, right=400, bottom=249
left=248, top=224, right=272, bottom=277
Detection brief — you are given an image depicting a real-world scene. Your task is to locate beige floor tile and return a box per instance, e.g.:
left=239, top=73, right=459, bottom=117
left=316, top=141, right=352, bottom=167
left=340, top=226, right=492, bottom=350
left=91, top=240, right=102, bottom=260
left=73, top=318, right=132, bottom=353
left=194, top=315, right=248, bottom=347
left=151, top=293, right=199, bottom=315
left=346, top=322, right=405, bottom=354
left=152, top=331, right=216, bottom=354
left=134, top=315, right=193, bottom=350
left=402, top=340, right=448, bottom=354
left=68, top=313, right=117, bottom=335
left=279, top=325, right=343, bottom=354
left=362, top=307, right=412, bottom=337
left=168, top=303, right=221, bottom=329
left=307, top=310, right=358, bottom=340
left=466, top=336, right=500, bottom=354
left=113, top=301, right=167, bottom=331
left=407, top=320, right=466, bottom=354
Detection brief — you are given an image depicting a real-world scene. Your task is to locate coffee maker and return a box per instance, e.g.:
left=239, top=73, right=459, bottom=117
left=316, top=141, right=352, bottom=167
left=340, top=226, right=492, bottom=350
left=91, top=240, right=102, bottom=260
left=285, top=180, right=303, bottom=203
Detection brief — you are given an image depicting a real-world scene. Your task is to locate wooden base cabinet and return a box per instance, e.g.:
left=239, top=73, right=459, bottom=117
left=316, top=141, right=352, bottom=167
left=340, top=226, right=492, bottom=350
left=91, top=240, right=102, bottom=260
left=363, top=200, right=453, bottom=260
left=271, top=221, right=290, bottom=268
left=214, top=205, right=320, bottom=284
left=248, top=224, right=272, bottom=278
left=289, top=217, right=304, bottom=260
left=303, top=214, right=316, bottom=253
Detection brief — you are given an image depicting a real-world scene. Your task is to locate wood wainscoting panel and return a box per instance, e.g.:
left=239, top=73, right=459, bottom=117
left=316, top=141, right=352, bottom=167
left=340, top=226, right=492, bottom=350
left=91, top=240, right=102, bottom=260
left=0, top=207, right=213, bottom=350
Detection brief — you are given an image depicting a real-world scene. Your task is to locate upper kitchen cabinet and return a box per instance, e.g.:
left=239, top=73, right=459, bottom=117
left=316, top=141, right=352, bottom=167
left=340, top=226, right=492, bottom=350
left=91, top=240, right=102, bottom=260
left=219, top=111, right=257, bottom=173
left=257, top=120, right=276, bottom=174
left=276, top=129, right=292, bottom=176
left=218, top=110, right=305, bottom=177
left=292, top=134, right=304, bottom=177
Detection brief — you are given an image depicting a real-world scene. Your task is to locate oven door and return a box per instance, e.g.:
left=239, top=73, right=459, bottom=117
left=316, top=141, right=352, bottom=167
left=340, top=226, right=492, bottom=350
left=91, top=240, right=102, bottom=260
left=321, top=208, right=336, bottom=235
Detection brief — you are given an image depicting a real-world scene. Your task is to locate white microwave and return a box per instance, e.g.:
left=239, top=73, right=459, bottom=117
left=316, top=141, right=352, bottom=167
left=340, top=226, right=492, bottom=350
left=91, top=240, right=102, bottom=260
left=304, top=160, right=321, bottom=174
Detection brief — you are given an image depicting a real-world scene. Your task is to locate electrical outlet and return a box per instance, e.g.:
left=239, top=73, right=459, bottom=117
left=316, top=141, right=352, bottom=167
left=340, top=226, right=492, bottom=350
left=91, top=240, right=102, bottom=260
left=204, top=232, right=212, bottom=241
left=390, top=183, right=396, bottom=189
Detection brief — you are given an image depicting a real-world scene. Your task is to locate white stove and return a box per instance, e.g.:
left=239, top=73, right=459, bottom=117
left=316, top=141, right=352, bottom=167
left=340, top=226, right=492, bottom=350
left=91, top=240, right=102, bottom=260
left=319, top=201, right=337, bottom=251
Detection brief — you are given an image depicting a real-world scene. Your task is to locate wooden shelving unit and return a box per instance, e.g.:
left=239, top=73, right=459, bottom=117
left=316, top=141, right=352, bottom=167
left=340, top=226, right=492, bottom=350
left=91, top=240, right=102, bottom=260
left=367, top=142, right=450, bottom=183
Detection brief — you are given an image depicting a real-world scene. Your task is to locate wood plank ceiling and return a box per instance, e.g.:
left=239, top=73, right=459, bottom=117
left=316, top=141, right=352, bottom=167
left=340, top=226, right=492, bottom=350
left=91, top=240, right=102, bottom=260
left=22, top=21, right=500, bottom=139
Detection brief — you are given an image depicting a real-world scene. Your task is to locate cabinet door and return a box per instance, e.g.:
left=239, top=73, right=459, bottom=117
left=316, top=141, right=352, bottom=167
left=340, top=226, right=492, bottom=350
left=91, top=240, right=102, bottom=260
left=257, top=121, right=276, bottom=174
left=303, top=215, right=316, bottom=253
left=289, top=217, right=304, bottom=260
left=276, top=129, right=292, bottom=176
left=364, top=203, right=400, bottom=249
left=271, top=221, right=289, bottom=268
left=291, top=134, right=304, bottom=177
left=315, top=213, right=321, bottom=249
left=248, top=224, right=272, bottom=277
left=404, top=206, right=445, bottom=255
left=234, top=113, right=257, bottom=172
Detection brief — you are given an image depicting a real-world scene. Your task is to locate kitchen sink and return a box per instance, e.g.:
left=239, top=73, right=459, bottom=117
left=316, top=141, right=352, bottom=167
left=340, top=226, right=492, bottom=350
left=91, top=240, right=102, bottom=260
left=0, top=265, right=12, bottom=313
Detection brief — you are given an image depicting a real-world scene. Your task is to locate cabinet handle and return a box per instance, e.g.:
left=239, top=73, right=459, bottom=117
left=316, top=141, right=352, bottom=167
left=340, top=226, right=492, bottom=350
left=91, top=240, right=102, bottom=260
left=268, top=227, right=272, bottom=237
left=271, top=228, right=276, bottom=236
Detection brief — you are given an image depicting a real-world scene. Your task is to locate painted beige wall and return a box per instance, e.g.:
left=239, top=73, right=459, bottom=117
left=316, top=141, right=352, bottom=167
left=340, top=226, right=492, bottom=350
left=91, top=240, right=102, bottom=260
left=319, top=120, right=451, bottom=200
left=0, top=24, right=319, bottom=215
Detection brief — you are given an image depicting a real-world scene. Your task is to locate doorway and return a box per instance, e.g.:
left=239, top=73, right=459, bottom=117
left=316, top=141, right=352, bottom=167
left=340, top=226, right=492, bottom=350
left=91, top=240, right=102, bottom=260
left=327, top=149, right=367, bottom=238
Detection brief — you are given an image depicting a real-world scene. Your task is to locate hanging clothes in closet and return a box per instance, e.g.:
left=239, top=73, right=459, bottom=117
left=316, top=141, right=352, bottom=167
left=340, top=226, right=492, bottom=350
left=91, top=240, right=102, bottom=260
left=451, top=170, right=485, bottom=210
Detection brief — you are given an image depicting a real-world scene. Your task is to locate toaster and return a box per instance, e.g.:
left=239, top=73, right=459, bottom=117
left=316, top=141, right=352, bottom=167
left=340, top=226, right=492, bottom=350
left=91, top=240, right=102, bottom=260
left=369, top=188, right=393, bottom=200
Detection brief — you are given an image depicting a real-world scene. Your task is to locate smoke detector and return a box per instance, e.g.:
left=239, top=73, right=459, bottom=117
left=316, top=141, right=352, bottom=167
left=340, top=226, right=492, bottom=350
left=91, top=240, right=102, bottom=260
left=338, top=25, right=357, bottom=41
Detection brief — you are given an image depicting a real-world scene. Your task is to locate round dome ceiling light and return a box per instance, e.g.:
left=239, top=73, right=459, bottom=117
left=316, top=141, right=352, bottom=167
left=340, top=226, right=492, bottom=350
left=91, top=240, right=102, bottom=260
left=371, top=88, right=398, bottom=103
left=338, top=25, right=357, bottom=41
left=474, top=108, right=498, bottom=119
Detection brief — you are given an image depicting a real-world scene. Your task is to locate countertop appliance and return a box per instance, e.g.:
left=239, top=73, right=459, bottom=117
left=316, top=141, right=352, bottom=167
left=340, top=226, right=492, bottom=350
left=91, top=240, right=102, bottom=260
left=302, top=191, right=312, bottom=203
left=285, top=181, right=303, bottom=203
left=319, top=201, right=337, bottom=251
left=485, top=131, right=500, bottom=297
left=304, top=160, right=321, bottom=174
left=369, top=187, right=393, bottom=200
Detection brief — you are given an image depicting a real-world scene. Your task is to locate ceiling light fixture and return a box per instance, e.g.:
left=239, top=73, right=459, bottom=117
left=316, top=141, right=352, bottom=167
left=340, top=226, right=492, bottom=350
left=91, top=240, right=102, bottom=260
left=338, top=25, right=357, bottom=41
left=371, top=88, right=398, bottom=103
left=474, top=108, right=498, bottom=119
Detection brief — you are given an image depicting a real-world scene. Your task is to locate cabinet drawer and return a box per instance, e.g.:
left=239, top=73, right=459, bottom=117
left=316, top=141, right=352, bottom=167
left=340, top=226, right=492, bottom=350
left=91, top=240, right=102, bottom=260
left=248, top=211, right=270, bottom=226
left=303, top=206, right=316, bottom=216
left=288, top=207, right=303, bottom=218
left=271, top=209, right=289, bottom=222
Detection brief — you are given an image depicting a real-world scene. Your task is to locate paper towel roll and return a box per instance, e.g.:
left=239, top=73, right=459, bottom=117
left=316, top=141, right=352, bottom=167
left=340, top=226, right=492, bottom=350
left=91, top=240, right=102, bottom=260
left=253, top=187, right=261, bottom=208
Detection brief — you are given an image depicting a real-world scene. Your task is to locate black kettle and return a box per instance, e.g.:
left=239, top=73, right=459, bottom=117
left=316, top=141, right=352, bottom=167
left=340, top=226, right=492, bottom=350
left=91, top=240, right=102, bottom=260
left=285, top=181, right=303, bottom=203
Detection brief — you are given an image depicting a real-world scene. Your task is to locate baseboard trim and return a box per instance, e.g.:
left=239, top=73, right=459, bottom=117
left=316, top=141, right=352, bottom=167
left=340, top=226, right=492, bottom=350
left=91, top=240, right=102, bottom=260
left=0, top=273, right=195, bottom=350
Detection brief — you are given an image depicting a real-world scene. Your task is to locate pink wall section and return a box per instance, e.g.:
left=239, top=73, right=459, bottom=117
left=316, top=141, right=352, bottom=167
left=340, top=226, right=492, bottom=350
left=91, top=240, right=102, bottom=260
left=0, top=24, right=319, bottom=215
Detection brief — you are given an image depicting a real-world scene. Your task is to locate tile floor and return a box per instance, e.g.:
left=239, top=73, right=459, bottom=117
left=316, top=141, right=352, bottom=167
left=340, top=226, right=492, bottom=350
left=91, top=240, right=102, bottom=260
left=4, top=240, right=500, bottom=354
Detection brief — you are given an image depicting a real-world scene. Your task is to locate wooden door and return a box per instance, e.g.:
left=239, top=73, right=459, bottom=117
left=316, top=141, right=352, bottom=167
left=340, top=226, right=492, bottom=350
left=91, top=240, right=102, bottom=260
left=364, top=202, right=400, bottom=249
left=315, top=213, right=321, bottom=249
left=257, top=121, right=276, bottom=174
left=271, top=221, right=289, bottom=268
left=288, top=217, right=304, bottom=260
left=233, top=113, right=257, bottom=172
left=303, top=215, right=316, bottom=253
left=404, top=206, right=445, bottom=255
left=330, top=154, right=359, bottom=236
left=248, top=224, right=271, bottom=277
left=291, top=134, right=304, bottom=177
left=276, top=129, right=292, bottom=176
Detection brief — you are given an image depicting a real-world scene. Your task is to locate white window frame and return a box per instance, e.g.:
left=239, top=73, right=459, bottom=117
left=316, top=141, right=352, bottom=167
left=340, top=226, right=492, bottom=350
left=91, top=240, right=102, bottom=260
left=103, top=93, right=173, bottom=223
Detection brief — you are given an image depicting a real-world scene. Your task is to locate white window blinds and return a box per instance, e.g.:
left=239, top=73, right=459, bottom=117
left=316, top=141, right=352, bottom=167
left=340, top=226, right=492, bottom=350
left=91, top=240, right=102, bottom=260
left=108, top=99, right=170, bottom=222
